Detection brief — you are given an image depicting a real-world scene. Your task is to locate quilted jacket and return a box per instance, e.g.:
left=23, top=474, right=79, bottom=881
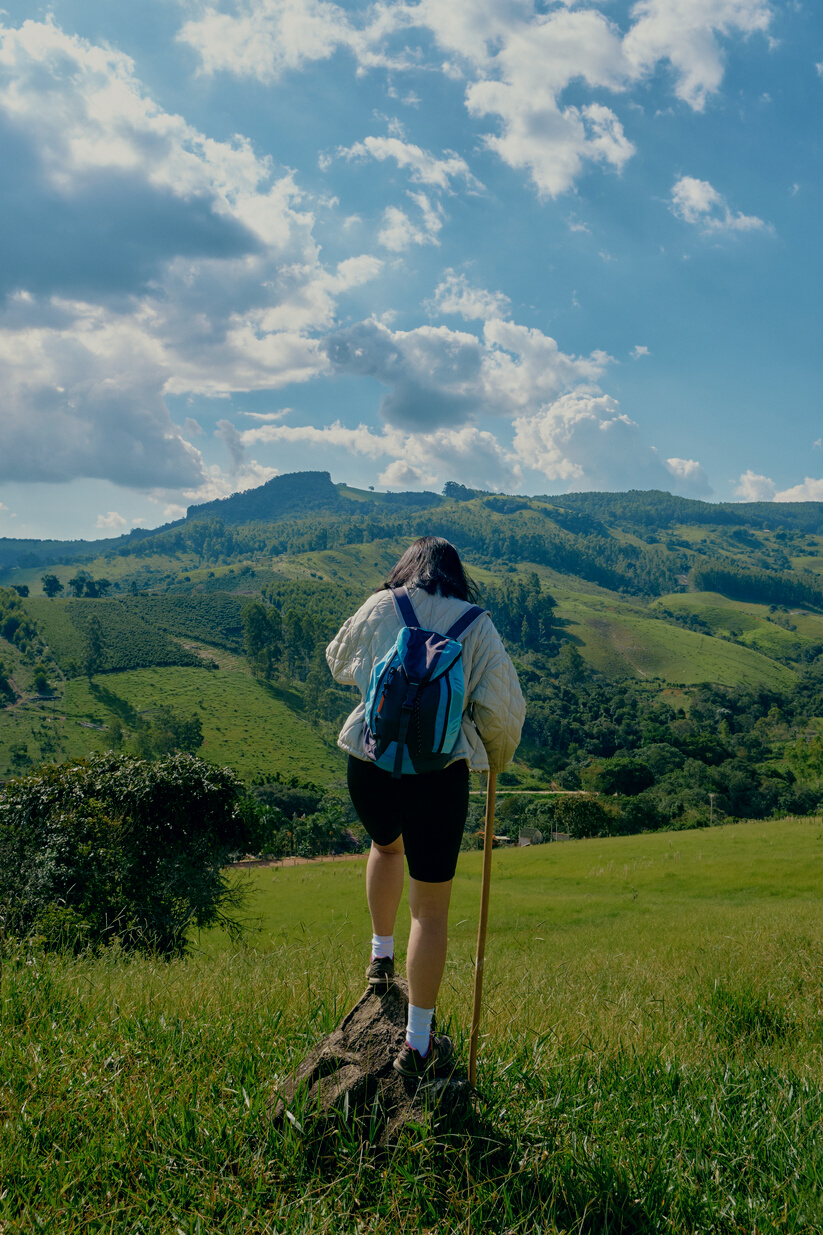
left=325, top=586, right=526, bottom=773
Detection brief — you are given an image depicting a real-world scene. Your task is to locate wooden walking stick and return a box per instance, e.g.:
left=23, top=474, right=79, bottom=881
left=469, top=769, right=497, bottom=1087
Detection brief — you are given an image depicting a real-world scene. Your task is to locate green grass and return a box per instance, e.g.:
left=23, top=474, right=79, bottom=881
left=555, top=589, right=797, bottom=687
left=3, top=818, right=823, bottom=1232
left=0, top=665, right=346, bottom=783
left=3, top=552, right=201, bottom=595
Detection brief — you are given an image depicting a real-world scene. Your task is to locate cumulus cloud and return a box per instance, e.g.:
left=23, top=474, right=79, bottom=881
left=337, top=136, right=482, bottom=192
left=670, top=176, right=770, bottom=235
left=321, top=317, right=609, bottom=431
left=773, top=477, right=823, bottom=502
left=665, top=456, right=712, bottom=496
left=427, top=270, right=511, bottom=321
left=735, top=470, right=777, bottom=501
left=511, top=393, right=703, bottom=493
left=241, top=418, right=521, bottom=491
left=179, top=0, right=772, bottom=200
left=0, top=19, right=384, bottom=491
left=177, top=0, right=415, bottom=81
left=95, top=511, right=128, bottom=530
left=631, top=345, right=650, bottom=359
left=623, top=0, right=772, bottom=111
left=377, top=195, right=444, bottom=251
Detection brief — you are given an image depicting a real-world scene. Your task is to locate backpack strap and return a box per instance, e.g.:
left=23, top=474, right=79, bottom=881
left=391, top=585, right=419, bottom=629
left=446, top=604, right=487, bottom=641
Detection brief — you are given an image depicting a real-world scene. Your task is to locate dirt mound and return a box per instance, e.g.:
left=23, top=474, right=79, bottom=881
left=268, top=980, right=470, bottom=1145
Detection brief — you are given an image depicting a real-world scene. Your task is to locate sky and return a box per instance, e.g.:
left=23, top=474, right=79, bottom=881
left=0, top=0, right=822, bottom=540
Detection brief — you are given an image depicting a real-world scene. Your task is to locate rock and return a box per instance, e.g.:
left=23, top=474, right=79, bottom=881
left=268, top=979, right=471, bottom=1145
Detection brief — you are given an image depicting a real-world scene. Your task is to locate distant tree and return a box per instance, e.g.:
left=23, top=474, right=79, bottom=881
left=41, top=574, right=64, bottom=598
left=12, top=585, right=29, bottom=598
left=84, top=613, right=105, bottom=678
left=84, top=577, right=111, bottom=598
left=33, top=669, right=51, bottom=695
left=67, top=571, right=91, bottom=598
left=442, top=481, right=476, bottom=501
left=243, top=601, right=282, bottom=680
left=552, top=794, right=613, bottom=839
left=594, top=757, right=655, bottom=797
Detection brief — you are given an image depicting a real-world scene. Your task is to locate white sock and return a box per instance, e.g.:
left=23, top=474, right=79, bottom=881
left=371, top=933, right=394, bottom=960
left=406, top=1004, right=434, bottom=1055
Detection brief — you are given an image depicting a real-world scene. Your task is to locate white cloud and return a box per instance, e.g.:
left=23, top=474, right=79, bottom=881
left=95, top=510, right=128, bottom=530
left=321, top=317, right=609, bottom=431
left=735, top=470, right=777, bottom=501
left=337, top=136, right=482, bottom=192
left=242, top=418, right=521, bottom=491
left=162, top=503, right=187, bottom=520
left=377, top=195, right=444, bottom=251
left=623, top=0, right=772, bottom=112
left=0, top=20, right=385, bottom=491
left=670, top=176, right=770, bottom=235
left=427, top=270, right=511, bottom=320
left=773, top=477, right=823, bottom=502
left=631, top=344, right=650, bottom=359
left=131, top=517, right=146, bottom=526
left=177, top=0, right=412, bottom=81
left=815, top=61, right=823, bottom=77
left=814, top=439, right=822, bottom=449
left=511, top=393, right=703, bottom=493
left=665, top=456, right=711, bottom=496
left=178, top=0, right=773, bottom=201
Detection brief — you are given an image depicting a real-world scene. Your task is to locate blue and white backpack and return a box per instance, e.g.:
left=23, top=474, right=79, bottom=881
left=362, top=585, right=486, bottom=778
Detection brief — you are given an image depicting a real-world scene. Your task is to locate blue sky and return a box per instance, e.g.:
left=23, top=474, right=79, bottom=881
left=0, top=0, right=821, bottom=539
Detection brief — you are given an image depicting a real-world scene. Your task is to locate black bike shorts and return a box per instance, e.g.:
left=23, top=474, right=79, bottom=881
left=346, top=755, right=469, bottom=884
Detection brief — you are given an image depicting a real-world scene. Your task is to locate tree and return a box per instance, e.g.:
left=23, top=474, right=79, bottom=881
left=594, top=757, right=655, bottom=797
left=12, top=585, right=29, bottom=598
left=552, top=794, right=613, bottom=839
left=84, top=613, right=105, bottom=678
left=67, top=571, right=92, bottom=598
left=41, top=574, right=64, bottom=598
left=243, top=601, right=282, bottom=680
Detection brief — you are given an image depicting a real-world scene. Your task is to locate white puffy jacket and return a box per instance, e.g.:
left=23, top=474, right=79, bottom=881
left=325, top=586, right=526, bottom=773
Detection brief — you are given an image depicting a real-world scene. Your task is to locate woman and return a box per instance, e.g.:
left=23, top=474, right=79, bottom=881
left=326, top=537, right=525, bottom=1078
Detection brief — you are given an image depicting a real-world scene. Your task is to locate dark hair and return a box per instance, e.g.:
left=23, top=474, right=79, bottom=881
left=381, top=536, right=479, bottom=602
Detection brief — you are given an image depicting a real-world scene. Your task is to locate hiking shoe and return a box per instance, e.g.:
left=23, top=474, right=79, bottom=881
left=392, top=1033, right=454, bottom=1080
left=366, top=955, right=395, bottom=989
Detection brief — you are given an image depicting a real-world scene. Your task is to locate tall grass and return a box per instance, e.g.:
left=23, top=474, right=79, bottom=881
left=3, top=818, right=823, bottom=1232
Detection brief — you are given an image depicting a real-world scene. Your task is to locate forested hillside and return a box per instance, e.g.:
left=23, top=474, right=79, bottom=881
left=3, top=474, right=823, bottom=837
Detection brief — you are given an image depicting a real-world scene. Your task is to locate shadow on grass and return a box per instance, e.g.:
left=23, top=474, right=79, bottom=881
left=256, top=678, right=307, bottom=713
left=88, top=681, right=139, bottom=726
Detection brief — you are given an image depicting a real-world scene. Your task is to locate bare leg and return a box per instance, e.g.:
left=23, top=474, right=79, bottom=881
left=366, top=837, right=405, bottom=938
left=406, top=877, right=453, bottom=1010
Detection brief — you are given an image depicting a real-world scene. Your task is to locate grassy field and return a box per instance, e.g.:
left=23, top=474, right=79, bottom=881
left=552, top=588, right=798, bottom=687
left=3, top=818, right=822, bottom=1233
left=0, top=664, right=346, bottom=783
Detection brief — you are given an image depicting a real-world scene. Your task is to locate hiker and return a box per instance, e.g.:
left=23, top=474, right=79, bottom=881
left=326, top=536, right=525, bottom=1078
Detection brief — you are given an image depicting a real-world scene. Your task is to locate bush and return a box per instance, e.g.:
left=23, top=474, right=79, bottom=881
left=0, top=753, right=246, bottom=957
left=552, top=794, right=614, bottom=839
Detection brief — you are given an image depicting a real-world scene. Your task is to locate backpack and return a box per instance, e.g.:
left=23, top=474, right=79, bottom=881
left=362, top=586, right=486, bottom=778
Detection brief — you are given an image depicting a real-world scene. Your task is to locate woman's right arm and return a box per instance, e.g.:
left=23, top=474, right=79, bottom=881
left=466, top=620, right=526, bottom=772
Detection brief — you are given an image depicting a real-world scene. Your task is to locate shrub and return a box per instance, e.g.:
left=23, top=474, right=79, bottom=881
left=0, top=753, right=247, bottom=957
left=552, top=794, right=614, bottom=839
